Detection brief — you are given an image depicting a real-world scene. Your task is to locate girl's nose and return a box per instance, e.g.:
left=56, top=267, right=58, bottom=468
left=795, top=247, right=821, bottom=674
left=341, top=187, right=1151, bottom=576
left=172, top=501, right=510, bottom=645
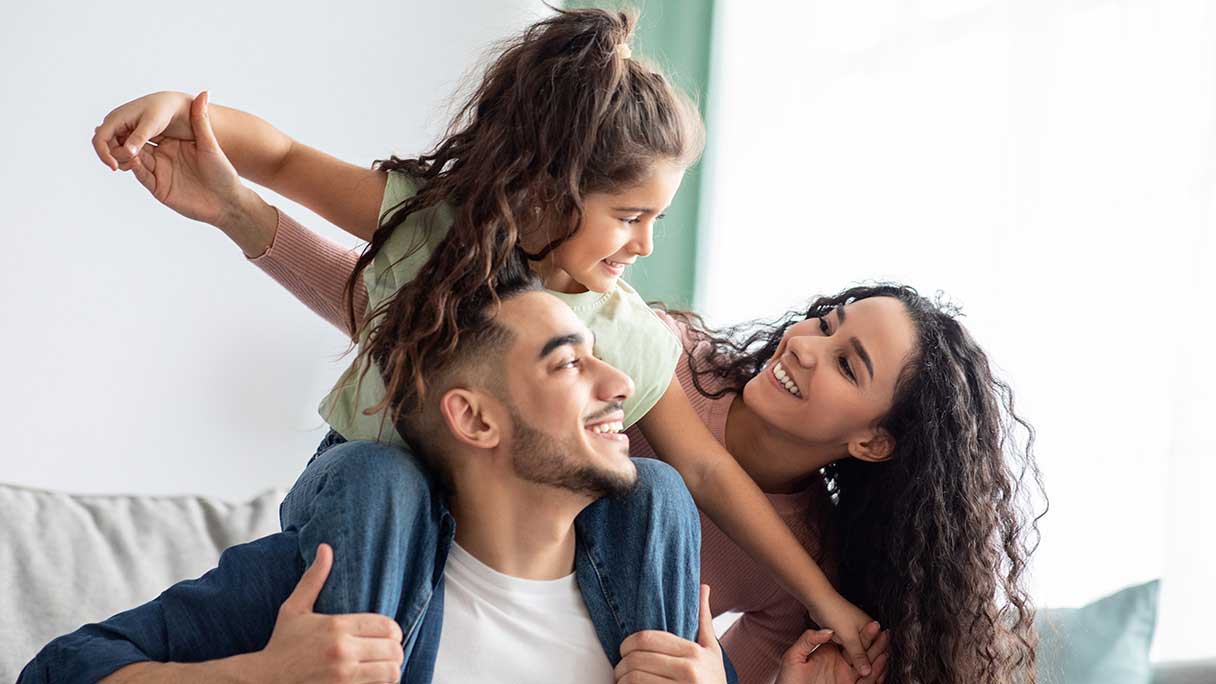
left=632, top=222, right=654, bottom=257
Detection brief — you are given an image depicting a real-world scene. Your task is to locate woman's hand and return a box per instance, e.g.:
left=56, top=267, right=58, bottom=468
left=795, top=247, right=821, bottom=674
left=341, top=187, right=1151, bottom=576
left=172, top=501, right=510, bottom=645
left=807, top=590, right=886, bottom=677
left=92, top=91, right=194, bottom=171
left=615, top=585, right=726, bottom=684
left=112, top=91, right=278, bottom=256
left=776, top=623, right=890, bottom=684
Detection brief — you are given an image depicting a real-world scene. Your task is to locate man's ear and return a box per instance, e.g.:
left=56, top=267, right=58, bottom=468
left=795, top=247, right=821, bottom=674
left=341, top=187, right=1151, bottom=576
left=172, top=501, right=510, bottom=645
left=846, top=427, right=895, bottom=464
left=438, top=387, right=502, bottom=450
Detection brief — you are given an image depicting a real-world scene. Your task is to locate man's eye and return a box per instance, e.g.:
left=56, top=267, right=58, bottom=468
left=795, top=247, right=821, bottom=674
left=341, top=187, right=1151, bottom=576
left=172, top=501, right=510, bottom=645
left=560, top=358, right=581, bottom=370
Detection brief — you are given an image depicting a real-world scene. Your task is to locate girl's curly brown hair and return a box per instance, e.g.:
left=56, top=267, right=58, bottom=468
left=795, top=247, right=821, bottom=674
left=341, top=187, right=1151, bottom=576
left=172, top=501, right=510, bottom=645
left=669, top=284, right=1047, bottom=684
left=343, top=6, right=703, bottom=426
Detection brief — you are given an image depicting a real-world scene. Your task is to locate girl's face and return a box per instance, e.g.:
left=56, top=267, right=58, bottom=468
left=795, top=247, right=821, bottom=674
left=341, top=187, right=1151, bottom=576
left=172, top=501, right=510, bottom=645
left=543, top=160, right=686, bottom=294
left=742, top=296, right=918, bottom=456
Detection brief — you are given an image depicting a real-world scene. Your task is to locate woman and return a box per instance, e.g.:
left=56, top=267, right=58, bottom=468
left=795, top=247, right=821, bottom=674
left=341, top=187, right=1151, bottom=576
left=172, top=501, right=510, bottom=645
left=634, top=289, right=1045, bottom=683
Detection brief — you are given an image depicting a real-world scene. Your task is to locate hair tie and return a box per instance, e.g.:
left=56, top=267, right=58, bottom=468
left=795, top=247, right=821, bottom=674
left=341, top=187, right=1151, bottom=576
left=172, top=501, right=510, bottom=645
left=617, top=43, right=632, bottom=60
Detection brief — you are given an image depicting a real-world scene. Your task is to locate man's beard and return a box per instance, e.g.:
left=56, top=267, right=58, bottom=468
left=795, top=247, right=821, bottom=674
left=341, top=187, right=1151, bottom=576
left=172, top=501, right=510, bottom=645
left=508, top=410, right=636, bottom=499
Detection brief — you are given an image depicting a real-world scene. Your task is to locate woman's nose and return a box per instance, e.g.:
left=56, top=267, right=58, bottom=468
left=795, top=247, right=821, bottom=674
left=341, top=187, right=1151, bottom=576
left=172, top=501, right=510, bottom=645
left=786, top=335, right=819, bottom=370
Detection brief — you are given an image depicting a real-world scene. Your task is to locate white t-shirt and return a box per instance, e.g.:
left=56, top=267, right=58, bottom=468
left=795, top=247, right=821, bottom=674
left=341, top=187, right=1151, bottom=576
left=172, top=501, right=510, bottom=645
left=431, top=543, right=615, bottom=684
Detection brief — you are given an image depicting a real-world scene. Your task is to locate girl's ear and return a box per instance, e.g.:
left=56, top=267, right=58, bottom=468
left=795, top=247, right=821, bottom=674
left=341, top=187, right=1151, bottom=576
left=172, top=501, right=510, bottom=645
left=847, top=427, right=895, bottom=464
left=438, top=388, right=502, bottom=450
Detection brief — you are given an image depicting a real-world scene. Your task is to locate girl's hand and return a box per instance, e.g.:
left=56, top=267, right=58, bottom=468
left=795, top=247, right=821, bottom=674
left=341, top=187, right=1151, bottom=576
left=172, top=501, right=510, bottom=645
left=776, top=624, right=890, bottom=684
left=615, top=585, right=726, bottom=684
left=93, top=91, right=194, bottom=171
left=116, top=91, right=276, bottom=256
left=808, top=593, right=885, bottom=678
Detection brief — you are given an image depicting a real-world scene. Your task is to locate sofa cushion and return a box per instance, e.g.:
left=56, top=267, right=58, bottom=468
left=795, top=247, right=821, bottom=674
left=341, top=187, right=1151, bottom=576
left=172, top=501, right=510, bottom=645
left=1036, top=580, right=1160, bottom=684
left=0, top=482, right=284, bottom=680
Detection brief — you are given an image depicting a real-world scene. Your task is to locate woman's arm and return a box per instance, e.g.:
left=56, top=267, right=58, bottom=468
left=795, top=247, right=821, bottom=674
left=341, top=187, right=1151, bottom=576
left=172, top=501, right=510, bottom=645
left=637, top=378, right=878, bottom=678
left=250, top=210, right=368, bottom=339
left=94, top=91, right=386, bottom=241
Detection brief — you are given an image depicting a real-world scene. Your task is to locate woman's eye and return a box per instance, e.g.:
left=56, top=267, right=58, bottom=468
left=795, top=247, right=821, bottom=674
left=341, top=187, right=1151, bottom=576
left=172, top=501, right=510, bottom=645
left=838, top=356, right=857, bottom=382
left=818, top=318, right=830, bottom=335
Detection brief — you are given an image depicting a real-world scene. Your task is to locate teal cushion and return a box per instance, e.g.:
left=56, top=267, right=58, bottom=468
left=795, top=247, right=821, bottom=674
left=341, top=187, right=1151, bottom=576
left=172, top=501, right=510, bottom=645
left=1036, top=580, right=1160, bottom=684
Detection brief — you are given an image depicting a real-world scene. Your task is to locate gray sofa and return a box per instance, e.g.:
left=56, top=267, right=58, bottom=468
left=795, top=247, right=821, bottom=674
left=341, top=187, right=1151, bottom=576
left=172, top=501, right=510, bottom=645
left=2, top=481, right=1213, bottom=683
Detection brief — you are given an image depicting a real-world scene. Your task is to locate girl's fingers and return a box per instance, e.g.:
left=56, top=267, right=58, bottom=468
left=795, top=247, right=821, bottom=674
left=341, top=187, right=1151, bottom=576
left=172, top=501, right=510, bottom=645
left=92, top=125, right=119, bottom=170
left=866, top=629, right=890, bottom=661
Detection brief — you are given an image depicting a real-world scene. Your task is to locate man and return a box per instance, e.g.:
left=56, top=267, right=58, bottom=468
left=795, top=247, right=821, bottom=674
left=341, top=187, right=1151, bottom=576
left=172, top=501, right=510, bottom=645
left=19, top=269, right=734, bottom=684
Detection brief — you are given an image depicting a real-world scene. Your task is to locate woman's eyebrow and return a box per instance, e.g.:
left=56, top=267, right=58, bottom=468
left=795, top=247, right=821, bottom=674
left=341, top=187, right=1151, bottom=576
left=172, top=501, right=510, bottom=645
left=851, top=337, right=874, bottom=381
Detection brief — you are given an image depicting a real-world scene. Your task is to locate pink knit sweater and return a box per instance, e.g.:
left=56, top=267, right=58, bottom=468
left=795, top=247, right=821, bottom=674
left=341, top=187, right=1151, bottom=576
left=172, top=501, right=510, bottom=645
left=251, top=210, right=826, bottom=684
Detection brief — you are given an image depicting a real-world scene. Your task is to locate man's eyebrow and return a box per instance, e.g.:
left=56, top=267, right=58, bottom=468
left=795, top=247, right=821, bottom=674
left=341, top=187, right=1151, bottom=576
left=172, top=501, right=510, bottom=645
left=538, top=332, right=586, bottom=360
left=851, top=337, right=874, bottom=381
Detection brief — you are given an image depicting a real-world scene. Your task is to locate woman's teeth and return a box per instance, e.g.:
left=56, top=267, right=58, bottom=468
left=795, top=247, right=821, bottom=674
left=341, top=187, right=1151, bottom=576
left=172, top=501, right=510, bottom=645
left=588, top=421, right=624, bottom=434
left=773, top=362, right=801, bottom=397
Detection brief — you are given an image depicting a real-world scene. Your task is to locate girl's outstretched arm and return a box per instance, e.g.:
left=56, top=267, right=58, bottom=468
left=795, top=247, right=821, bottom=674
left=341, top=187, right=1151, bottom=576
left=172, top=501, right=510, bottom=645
left=637, top=377, right=881, bottom=678
left=115, top=92, right=369, bottom=339
left=94, top=91, right=386, bottom=241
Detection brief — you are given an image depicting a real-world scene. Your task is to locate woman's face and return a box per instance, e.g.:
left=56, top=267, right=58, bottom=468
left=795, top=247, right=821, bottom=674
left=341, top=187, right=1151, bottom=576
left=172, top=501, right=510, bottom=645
left=741, top=296, right=919, bottom=454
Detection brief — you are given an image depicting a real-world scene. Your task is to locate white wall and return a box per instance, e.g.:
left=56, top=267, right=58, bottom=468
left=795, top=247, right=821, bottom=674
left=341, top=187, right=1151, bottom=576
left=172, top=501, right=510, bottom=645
left=0, top=1, right=548, bottom=499
left=700, top=0, right=1216, bottom=661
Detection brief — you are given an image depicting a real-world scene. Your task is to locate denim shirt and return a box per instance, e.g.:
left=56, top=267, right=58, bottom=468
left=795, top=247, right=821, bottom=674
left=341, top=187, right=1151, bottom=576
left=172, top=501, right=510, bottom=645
left=19, top=488, right=737, bottom=684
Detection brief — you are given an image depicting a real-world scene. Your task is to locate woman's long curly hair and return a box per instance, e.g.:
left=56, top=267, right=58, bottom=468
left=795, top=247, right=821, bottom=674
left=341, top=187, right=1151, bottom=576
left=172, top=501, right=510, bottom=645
left=669, top=284, right=1047, bottom=684
left=344, top=6, right=704, bottom=424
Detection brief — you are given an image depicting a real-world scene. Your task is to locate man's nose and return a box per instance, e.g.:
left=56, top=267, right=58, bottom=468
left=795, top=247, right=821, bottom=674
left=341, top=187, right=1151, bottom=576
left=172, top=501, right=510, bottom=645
left=595, top=357, right=635, bottom=403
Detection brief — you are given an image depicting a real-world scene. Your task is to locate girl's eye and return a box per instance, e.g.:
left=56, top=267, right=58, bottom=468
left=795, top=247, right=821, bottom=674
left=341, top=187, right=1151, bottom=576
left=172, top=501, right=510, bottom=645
left=621, top=216, right=642, bottom=225
left=818, top=317, right=830, bottom=335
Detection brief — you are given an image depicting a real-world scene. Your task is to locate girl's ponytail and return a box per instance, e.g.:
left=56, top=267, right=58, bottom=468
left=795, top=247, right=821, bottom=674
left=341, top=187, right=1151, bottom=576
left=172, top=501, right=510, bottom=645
left=345, top=7, right=704, bottom=426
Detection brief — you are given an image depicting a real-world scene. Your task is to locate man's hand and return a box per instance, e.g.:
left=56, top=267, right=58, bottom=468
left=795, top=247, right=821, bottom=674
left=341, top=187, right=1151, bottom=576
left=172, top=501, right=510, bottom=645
left=776, top=622, right=890, bottom=684
left=252, top=542, right=405, bottom=683
left=101, top=544, right=405, bottom=684
left=615, top=584, right=726, bottom=683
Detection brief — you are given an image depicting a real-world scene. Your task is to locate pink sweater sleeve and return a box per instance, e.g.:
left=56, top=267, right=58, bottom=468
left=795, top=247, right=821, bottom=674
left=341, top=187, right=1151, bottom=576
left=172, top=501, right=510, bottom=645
left=248, top=209, right=369, bottom=337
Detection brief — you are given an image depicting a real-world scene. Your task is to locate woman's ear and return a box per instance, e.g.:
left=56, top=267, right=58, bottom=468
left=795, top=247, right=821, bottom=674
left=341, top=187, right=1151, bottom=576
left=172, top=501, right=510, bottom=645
left=847, top=427, right=895, bottom=463
left=438, top=388, right=502, bottom=450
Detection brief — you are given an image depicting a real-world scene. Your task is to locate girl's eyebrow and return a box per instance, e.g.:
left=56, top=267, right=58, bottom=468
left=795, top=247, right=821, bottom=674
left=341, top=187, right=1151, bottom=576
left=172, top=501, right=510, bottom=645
left=611, top=205, right=664, bottom=213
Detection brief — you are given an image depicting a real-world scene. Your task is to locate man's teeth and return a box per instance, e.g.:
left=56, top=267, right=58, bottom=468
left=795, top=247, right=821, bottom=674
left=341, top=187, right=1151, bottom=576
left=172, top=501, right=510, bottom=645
left=589, top=421, right=624, bottom=434
left=773, top=362, right=801, bottom=397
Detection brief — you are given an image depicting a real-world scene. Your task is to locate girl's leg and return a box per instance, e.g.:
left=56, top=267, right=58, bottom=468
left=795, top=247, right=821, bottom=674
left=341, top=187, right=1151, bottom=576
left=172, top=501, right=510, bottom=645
left=279, top=436, right=446, bottom=646
left=574, top=458, right=702, bottom=647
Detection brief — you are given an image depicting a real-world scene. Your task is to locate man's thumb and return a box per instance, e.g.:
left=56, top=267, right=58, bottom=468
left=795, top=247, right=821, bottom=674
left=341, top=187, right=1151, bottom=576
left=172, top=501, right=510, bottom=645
left=695, top=584, right=718, bottom=650
left=283, top=542, right=333, bottom=614
left=189, top=91, right=221, bottom=151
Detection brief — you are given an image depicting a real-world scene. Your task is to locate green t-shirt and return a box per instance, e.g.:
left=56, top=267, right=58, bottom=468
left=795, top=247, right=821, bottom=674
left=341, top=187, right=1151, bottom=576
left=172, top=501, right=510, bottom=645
left=319, top=171, right=680, bottom=446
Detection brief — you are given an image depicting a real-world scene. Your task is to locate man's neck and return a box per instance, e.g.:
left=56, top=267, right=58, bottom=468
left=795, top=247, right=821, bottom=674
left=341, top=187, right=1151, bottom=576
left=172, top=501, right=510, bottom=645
left=447, top=475, right=588, bottom=581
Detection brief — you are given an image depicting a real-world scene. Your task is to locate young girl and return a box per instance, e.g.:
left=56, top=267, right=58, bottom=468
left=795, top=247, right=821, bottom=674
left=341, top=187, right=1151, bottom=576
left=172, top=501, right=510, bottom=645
left=93, top=7, right=881, bottom=676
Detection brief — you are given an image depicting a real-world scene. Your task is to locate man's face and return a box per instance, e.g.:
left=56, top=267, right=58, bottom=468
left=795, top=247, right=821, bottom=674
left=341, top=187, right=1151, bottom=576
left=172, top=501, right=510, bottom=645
left=496, top=291, right=638, bottom=498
